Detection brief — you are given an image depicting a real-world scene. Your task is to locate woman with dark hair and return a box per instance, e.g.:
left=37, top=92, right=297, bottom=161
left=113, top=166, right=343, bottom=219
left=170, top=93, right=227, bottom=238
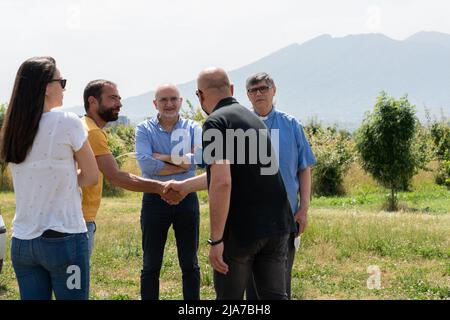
left=0, top=56, right=98, bottom=300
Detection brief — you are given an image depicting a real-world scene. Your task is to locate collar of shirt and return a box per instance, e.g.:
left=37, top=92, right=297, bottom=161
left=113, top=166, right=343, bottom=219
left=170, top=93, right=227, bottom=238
left=150, top=115, right=182, bottom=133
left=212, top=97, right=238, bottom=113
left=254, top=106, right=276, bottom=121
left=84, top=115, right=101, bottom=130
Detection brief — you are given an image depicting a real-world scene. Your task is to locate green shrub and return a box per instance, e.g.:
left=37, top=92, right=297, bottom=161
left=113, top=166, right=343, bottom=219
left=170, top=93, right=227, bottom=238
left=305, top=123, right=354, bottom=196
left=435, top=151, right=450, bottom=188
left=102, top=127, right=134, bottom=197
left=181, top=100, right=206, bottom=124
left=429, top=119, right=450, bottom=186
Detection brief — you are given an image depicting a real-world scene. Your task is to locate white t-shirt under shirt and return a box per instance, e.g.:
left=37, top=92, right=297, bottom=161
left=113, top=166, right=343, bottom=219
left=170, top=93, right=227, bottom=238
left=10, top=111, right=88, bottom=240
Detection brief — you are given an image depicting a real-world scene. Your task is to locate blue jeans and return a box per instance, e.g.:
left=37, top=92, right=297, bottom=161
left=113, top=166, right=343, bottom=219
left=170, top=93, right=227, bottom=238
left=140, top=192, right=200, bottom=300
left=86, top=221, right=96, bottom=259
left=11, top=233, right=90, bottom=300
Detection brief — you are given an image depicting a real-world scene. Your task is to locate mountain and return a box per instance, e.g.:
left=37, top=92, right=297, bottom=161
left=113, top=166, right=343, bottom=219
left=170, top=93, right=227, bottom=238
left=64, top=31, right=450, bottom=130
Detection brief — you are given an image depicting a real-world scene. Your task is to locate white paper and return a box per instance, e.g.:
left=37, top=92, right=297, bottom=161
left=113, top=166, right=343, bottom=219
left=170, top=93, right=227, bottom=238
left=294, top=235, right=301, bottom=252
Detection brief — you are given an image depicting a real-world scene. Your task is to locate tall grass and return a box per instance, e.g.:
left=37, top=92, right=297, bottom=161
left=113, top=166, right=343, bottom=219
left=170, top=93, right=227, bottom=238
left=0, top=164, right=448, bottom=300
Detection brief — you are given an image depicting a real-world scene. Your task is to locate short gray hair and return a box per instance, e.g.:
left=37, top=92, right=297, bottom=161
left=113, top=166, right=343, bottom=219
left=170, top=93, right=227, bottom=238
left=246, top=72, right=275, bottom=90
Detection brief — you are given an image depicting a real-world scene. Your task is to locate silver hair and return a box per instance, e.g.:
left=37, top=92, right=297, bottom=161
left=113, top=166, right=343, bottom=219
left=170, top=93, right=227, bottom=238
left=246, top=72, right=275, bottom=89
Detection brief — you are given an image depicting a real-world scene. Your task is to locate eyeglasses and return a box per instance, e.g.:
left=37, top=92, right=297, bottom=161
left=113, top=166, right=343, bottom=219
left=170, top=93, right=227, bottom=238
left=49, top=78, right=67, bottom=89
left=195, top=89, right=203, bottom=98
left=247, top=85, right=271, bottom=95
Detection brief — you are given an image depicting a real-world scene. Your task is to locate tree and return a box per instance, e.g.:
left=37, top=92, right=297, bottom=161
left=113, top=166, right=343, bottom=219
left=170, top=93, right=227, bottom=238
left=355, top=92, right=426, bottom=211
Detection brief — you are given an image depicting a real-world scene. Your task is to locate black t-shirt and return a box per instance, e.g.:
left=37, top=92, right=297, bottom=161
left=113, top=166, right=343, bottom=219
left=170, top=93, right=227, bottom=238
left=202, top=97, right=296, bottom=245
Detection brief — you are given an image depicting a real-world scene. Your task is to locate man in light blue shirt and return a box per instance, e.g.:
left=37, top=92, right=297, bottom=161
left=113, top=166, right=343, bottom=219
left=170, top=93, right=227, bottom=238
left=135, top=83, right=203, bottom=300
left=245, top=72, right=316, bottom=300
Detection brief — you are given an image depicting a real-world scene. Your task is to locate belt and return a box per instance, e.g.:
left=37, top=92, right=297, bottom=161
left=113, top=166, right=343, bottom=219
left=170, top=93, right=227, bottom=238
left=42, top=229, right=70, bottom=238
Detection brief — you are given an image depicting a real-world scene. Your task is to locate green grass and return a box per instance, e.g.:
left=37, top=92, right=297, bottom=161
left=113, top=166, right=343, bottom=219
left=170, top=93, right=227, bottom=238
left=0, top=164, right=449, bottom=300
left=312, top=184, right=449, bottom=214
left=313, top=162, right=450, bottom=214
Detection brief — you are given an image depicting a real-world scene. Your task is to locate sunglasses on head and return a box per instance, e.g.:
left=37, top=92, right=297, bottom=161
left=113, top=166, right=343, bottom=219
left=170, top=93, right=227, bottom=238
left=49, top=78, right=67, bottom=89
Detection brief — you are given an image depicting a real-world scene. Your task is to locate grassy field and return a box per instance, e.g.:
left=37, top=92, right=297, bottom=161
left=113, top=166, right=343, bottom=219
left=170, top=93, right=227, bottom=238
left=0, top=164, right=449, bottom=300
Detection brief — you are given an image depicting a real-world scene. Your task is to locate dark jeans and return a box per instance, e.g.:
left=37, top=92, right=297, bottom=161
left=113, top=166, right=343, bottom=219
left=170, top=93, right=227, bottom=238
left=11, top=233, right=89, bottom=300
left=140, top=192, right=200, bottom=300
left=246, top=232, right=295, bottom=300
left=214, top=232, right=290, bottom=300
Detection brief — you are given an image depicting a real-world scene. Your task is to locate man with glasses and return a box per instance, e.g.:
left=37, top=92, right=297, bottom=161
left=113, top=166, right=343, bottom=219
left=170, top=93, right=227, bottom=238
left=165, top=68, right=297, bottom=299
left=135, top=84, right=203, bottom=300
left=81, top=80, right=182, bottom=260
left=245, top=72, right=316, bottom=300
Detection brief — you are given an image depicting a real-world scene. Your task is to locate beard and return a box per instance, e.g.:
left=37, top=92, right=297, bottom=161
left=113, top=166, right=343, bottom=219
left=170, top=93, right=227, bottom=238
left=98, top=104, right=119, bottom=122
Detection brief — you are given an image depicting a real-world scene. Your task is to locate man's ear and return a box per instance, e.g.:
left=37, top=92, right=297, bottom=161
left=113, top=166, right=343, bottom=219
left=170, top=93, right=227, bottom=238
left=273, top=85, right=277, bottom=96
left=88, top=96, right=98, bottom=110
left=230, top=84, right=234, bottom=96
left=153, top=99, right=157, bottom=109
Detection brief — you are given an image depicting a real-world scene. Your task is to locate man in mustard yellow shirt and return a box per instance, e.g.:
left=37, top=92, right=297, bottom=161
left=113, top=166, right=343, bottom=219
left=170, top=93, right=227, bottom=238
left=81, top=80, right=183, bottom=257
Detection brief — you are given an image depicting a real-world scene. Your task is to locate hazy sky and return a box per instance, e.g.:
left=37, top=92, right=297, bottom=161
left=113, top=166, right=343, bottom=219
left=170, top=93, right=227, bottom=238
left=1, top=0, right=450, bottom=107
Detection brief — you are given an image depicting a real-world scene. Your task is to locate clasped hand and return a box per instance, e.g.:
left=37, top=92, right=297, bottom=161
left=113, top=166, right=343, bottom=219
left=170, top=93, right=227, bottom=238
left=160, top=180, right=187, bottom=205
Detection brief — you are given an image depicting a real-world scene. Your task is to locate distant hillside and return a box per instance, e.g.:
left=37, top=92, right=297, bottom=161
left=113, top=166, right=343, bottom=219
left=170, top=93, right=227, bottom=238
left=64, top=31, right=450, bottom=130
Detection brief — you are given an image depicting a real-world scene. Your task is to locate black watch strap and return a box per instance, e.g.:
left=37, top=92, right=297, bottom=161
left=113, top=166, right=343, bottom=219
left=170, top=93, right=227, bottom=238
left=207, top=237, right=224, bottom=246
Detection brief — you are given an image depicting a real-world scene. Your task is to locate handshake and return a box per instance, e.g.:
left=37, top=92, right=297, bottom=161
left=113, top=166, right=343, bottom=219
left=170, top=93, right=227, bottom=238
left=154, top=173, right=207, bottom=206
left=159, top=180, right=188, bottom=205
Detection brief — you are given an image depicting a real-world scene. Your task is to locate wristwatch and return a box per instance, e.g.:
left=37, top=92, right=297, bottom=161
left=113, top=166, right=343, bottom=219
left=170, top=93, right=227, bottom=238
left=207, top=237, right=224, bottom=246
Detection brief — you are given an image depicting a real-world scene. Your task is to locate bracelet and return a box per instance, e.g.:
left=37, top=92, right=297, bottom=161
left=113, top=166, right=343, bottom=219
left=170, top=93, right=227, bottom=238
left=207, top=237, right=224, bottom=246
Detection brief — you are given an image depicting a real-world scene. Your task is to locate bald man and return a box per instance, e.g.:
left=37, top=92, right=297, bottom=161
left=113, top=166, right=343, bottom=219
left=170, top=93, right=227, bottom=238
left=165, top=68, right=296, bottom=299
left=135, top=84, right=203, bottom=300
left=81, top=80, right=182, bottom=260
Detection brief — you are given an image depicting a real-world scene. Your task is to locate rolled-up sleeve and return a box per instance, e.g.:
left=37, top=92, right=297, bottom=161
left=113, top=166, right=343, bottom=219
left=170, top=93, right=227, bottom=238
left=181, top=122, right=204, bottom=169
left=135, top=123, right=165, bottom=176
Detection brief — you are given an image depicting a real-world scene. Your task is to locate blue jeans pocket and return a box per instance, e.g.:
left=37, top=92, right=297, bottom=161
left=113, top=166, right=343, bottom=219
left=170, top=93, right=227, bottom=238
left=39, top=235, right=77, bottom=272
left=11, top=237, right=28, bottom=266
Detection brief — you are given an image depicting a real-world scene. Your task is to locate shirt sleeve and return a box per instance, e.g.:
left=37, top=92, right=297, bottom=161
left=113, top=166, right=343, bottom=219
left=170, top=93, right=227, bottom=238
left=293, top=119, right=316, bottom=170
left=187, top=122, right=205, bottom=168
left=135, top=123, right=165, bottom=176
left=66, top=112, right=87, bottom=152
left=88, top=128, right=111, bottom=156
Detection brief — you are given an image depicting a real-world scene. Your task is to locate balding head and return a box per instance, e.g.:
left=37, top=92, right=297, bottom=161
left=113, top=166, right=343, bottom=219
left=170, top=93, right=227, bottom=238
left=197, top=67, right=230, bottom=91
left=196, top=67, right=234, bottom=114
left=155, top=83, right=180, bottom=99
left=153, top=83, right=182, bottom=122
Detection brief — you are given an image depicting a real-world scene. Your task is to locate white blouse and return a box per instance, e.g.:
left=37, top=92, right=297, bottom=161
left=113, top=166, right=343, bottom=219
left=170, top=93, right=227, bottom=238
left=10, top=111, right=88, bottom=240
